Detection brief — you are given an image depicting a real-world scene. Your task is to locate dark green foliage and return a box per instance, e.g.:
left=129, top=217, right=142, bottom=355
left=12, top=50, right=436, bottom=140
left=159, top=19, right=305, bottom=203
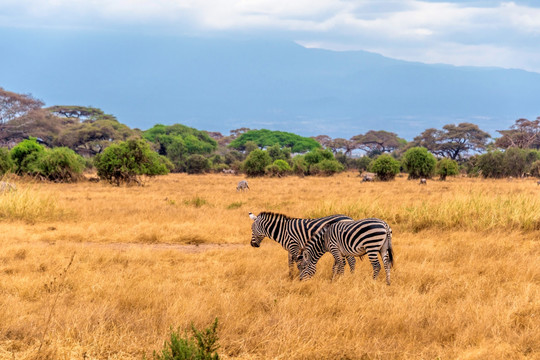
left=186, top=155, right=210, bottom=174
left=370, top=154, right=400, bottom=181
left=309, top=159, right=345, bottom=176
left=436, top=158, right=459, bottom=180
left=402, top=147, right=437, bottom=179
left=356, top=156, right=372, bottom=173
left=244, top=141, right=259, bottom=154
left=94, top=139, right=170, bottom=185
left=302, top=148, right=344, bottom=176
left=143, top=124, right=217, bottom=172
left=266, top=144, right=291, bottom=162
left=474, top=149, right=540, bottom=178
left=0, top=147, right=14, bottom=175
left=475, top=151, right=506, bottom=178
left=292, top=155, right=308, bottom=176
left=152, top=319, right=219, bottom=360
left=229, top=129, right=321, bottom=153
left=38, top=147, right=85, bottom=182
left=10, top=137, right=45, bottom=175
left=265, top=159, right=292, bottom=177
left=304, top=148, right=334, bottom=166
left=242, top=149, right=272, bottom=177
left=530, top=160, right=540, bottom=178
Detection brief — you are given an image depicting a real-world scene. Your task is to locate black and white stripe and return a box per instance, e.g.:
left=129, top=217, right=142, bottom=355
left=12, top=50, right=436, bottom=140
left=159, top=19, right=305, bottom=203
left=249, top=212, right=354, bottom=278
left=298, top=218, right=394, bottom=284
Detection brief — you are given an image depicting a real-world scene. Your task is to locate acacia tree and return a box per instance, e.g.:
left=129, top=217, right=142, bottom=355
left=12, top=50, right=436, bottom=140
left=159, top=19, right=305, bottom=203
left=495, top=117, right=540, bottom=150
left=0, top=87, right=45, bottom=146
left=412, top=123, right=490, bottom=160
left=351, top=130, right=403, bottom=155
left=53, top=106, right=138, bottom=156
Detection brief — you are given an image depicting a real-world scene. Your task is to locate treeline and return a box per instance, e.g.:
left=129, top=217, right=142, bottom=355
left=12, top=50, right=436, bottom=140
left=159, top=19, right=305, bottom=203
left=1, top=86, right=540, bottom=183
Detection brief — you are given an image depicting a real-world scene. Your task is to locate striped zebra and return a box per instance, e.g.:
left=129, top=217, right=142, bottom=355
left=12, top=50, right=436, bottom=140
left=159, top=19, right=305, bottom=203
left=249, top=212, right=355, bottom=278
left=297, top=218, right=394, bottom=285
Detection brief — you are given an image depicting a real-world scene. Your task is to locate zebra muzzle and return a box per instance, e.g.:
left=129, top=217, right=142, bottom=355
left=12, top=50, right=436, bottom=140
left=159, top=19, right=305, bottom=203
left=250, top=241, right=260, bottom=248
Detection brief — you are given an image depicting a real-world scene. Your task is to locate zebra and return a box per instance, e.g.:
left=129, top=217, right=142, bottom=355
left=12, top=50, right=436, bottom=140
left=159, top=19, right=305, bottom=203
left=237, top=180, right=249, bottom=191
left=419, top=178, right=427, bottom=185
left=362, top=175, right=374, bottom=182
left=249, top=212, right=355, bottom=278
left=297, top=218, right=394, bottom=285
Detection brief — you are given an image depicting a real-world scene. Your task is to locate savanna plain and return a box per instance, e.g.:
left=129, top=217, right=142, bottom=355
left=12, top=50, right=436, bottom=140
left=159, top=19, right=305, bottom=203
left=0, top=172, right=539, bottom=359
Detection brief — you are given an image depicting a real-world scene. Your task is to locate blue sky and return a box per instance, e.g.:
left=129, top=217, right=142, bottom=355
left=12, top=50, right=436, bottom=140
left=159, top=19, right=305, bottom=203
left=1, top=0, right=540, bottom=73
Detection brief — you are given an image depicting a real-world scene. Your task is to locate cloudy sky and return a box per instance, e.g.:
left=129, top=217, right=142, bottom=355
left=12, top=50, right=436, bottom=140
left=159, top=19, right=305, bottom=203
left=1, top=0, right=540, bottom=73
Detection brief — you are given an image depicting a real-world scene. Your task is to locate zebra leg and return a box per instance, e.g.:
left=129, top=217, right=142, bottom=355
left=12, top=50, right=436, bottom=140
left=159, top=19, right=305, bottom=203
left=288, top=252, right=295, bottom=279
left=368, top=252, right=381, bottom=280
left=330, top=248, right=345, bottom=281
left=382, top=251, right=391, bottom=285
left=346, top=256, right=356, bottom=273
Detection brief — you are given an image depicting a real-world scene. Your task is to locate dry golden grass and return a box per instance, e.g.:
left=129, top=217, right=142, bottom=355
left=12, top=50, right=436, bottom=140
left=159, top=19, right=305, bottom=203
left=0, top=173, right=539, bottom=359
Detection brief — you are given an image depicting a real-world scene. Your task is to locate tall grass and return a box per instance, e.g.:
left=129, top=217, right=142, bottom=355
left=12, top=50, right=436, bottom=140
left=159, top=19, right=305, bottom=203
left=0, top=184, right=69, bottom=223
left=307, top=190, right=540, bottom=232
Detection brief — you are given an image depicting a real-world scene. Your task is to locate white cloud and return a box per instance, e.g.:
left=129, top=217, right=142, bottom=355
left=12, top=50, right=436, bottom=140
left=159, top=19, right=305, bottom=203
left=1, top=0, right=539, bottom=72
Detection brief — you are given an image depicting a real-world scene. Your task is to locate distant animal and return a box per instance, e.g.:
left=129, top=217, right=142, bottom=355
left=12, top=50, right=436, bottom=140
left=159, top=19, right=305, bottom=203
left=362, top=175, right=374, bottom=182
left=0, top=181, right=16, bottom=192
left=249, top=212, right=355, bottom=278
left=222, top=169, right=236, bottom=175
left=297, top=218, right=394, bottom=285
left=537, top=180, right=540, bottom=186
left=419, top=178, right=427, bottom=185
left=236, top=180, right=250, bottom=191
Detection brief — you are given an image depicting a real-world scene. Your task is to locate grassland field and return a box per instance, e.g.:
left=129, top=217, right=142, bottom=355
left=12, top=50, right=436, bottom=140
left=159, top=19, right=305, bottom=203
left=0, top=172, right=539, bottom=359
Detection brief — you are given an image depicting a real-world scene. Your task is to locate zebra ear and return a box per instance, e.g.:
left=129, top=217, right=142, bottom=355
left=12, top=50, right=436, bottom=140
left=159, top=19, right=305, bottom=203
left=249, top=212, right=257, bottom=221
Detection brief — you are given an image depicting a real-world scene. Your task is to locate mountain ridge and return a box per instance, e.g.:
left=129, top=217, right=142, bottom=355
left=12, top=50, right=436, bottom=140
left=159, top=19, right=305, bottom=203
left=1, top=30, right=539, bottom=139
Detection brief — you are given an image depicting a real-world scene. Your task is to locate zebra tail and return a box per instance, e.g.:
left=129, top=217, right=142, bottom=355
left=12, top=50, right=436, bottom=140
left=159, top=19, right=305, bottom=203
left=386, top=228, right=394, bottom=269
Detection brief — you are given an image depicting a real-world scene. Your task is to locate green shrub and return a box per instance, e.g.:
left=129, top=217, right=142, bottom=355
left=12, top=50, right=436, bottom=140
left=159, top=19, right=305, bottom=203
left=309, top=159, right=345, bottom=176
left=10, top=137, right=45, bottom=175
left=38, top=147, right=85, bottom=182
left=186, top=154, right=210, bottom=174
left=476, top=151, right=505, bottom=178
left=530, top=160, right=540, bottom=178
left=265, top=159, right=292, bottom=177
left=94, top=139, right=170, bottom=185
left=152, top=318, right=219, bottom=360
left=242, top=149, right=272, bottom=177
left=356, top=156, right=372, bottom=173
left=304, top=148, right=334, bottom=167
left=0, top=147, right=14, bottom=175
left=292, top=155, right=308, bottom=176
left=402, top=147, right=436, bottom=179
left=436, top=158, right=459, bottom=180
left=370, top=154, right=400, bottom=181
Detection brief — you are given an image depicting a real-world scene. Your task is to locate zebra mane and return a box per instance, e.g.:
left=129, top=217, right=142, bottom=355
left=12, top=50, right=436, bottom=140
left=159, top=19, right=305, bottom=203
left=258, top=211, right=293, bottom=220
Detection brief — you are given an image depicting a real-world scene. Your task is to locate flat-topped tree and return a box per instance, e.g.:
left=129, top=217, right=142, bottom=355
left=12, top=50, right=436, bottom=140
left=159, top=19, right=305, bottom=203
left=412, top=123, right=491, bottom=161
left=351, top=130, right=403, bottom=155
left=229, top=129, right=321, bottom=153
left=50, top=106, right=139, bottom=156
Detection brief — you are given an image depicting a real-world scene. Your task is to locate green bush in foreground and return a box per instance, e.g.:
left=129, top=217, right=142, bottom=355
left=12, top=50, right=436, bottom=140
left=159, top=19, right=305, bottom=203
left=0, top=147, right=14, bottom=175
left=10, top=137, right=45, bottom=175
left=152, top=318, right=219, bottom=360
left=370, top=154, right=400, bottom=181
left=38, top=147, right=86, bottom=182
left=436, top=158, right=459, bottom=181
left=94, top=139, right=170, bottom=185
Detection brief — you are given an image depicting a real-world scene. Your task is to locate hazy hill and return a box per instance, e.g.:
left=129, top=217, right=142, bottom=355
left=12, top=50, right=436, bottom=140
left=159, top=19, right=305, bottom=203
left=2, top=30, right=539, bottom=139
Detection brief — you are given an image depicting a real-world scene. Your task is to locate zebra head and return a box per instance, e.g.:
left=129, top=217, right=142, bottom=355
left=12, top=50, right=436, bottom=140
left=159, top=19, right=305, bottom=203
left=296, top=247, right=309, bottom=272
left=249, top=212, right=264, bottom=247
